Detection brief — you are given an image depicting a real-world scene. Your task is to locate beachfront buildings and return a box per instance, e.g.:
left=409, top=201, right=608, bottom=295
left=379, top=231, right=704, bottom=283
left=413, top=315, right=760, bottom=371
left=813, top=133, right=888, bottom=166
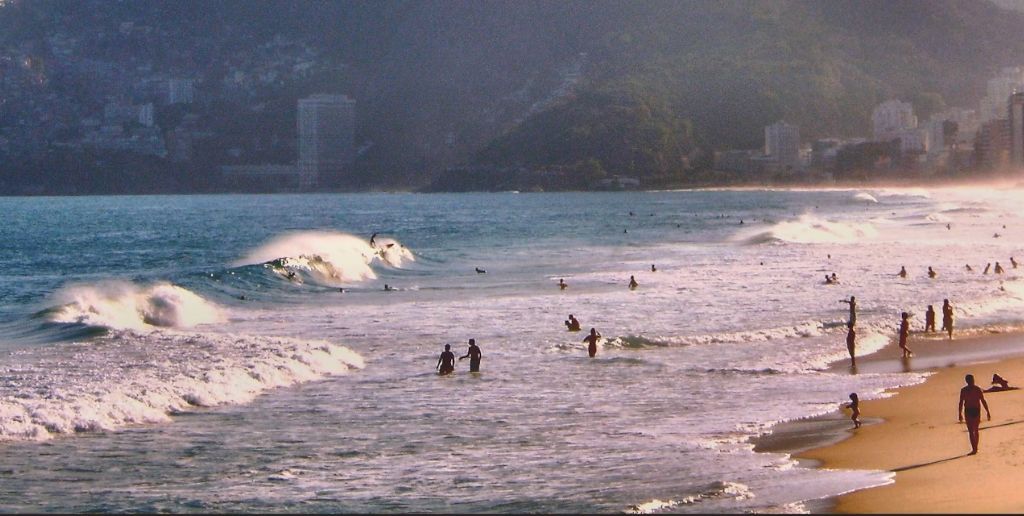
left=1010, top=92, right=1024, bottom=166
left=980, top=67, right=1024, bottom=123
left=764, top=121, right=801, bottom=169
left=297, top=94, right=356, bottom=189
left=871, top=100, right=918, bottom=142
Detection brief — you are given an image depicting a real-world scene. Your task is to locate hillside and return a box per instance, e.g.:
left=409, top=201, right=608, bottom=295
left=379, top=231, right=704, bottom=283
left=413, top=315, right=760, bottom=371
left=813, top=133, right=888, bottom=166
left=3, top=1, right=1024, bottom=192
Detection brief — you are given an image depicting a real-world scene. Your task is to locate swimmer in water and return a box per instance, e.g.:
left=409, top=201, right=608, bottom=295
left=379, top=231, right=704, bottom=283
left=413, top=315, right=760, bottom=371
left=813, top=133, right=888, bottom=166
left=1012, top=257, right=1019, bottom=269
left=565, top=314, right=581, bottom=332
left=994, top=262, right=1005, bottom=274
left=458, top=338, right=482, bottom=372
left=966, top=264, right=974, bottom=272
left=628, top=275, right=639, bottom=290
left=583, top=327, right=601, bottom=357
left=830, top=272, right=839, bottom=283
left=475, top=267, right=486, bottom=274
left=384, top=284, right=394, bottom=292
left=984, top=263, right=992, bottom=275
left=898, top=266, right=907, bottom=278
left=927, top=266, right=937, bottom=279
left=651, top=264, right=657, bottom=272
left=558, top=278, right=568, bottom=290
left=436, top=344, right=456, bottom=375
left=825, top=274, right=834, bottom=284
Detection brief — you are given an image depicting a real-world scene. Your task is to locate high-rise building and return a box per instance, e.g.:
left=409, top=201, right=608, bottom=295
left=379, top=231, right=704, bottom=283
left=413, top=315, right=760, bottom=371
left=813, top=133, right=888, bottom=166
left=1010, top=92, right=1024, bottom=166
left=980, top=67, right=1024, bottom=122
left=297, top=94, right=356, bottom=189
left=764, top=121, right=800, bottom=169
left=872, top=100, right=917, bottom=142
left=975, top=118, right=1011, bottom=170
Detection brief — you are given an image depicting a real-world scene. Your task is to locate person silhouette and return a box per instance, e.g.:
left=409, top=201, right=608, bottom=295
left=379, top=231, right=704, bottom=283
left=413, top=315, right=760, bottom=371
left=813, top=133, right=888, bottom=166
left=458, top=338, right=482, bottom=372
left=958, top=374, right=991, bottom=455
left=847, top=393, right=861, bottom=428
left=559, top=278, right=568, bottom=290
left=583, top=328, right=601, bottom=357
left=941, top=299, right=954, bottom=339
left=628, top=276, right=639, bottom=290
left=1011, top=257, right=1018, bottom=269
left=565, top=314, right=581, bottom=332
left=651, top=264, right=657, bottom=272
left=846, top=321, right=857, bottom=367
left=984, top=263, right=991, bottom=275
left=436, top=344, right=456, bottom=375
left=924, top=305, right=936, bottom=333
left=994, top=262, right=1005, bottom=274
left=898, top=312, right=912, bottom=358
left=840, top=296, right=857, bottom=327
left=927, top=266, right=937, bottom=279
left=965, top=264, right=973, bottom=272
left=898, top=266, right=907, bottom=278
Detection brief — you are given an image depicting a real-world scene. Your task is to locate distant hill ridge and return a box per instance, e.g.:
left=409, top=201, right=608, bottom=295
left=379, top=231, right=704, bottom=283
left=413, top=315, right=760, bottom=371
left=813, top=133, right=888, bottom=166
left=3, top=0, right=1024, bottom=191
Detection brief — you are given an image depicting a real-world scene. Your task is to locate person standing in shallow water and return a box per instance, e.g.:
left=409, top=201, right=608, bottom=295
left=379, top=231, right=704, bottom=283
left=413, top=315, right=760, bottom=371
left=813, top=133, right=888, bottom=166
left=897, top=266, right=907, bottom=278
left=459, top=338, right=482, bottom=372
left=958, top=374, right=991, bottom=455
left=846, top=321, right=857, bottom=367
left=898, top=312, right=912, bottom=358
left=436, top=344, right=456, bottom=375
left=942, top=299, right=954, bottom=339
left=924, top=305, right=936, bottom=333
left=628, top=276, right=639, bottom=290
left=583, top=328, right=601, bottom=357
left=847, top=393, right=861, bottom=428
left=840, top=295, right=857, bottom=327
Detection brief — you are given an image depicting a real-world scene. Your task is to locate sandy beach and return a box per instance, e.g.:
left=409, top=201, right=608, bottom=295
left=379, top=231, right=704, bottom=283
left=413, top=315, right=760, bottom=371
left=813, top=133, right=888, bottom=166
left=762, top=330, right=1024, bottom=513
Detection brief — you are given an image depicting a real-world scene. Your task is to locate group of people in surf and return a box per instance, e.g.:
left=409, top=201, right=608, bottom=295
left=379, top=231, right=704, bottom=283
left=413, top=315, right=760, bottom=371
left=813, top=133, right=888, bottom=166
left=842, top=295, right=955, bottom=367
left=895, top=255, right=1017, bottom=279
left=436, top=339, right=483, bottom=375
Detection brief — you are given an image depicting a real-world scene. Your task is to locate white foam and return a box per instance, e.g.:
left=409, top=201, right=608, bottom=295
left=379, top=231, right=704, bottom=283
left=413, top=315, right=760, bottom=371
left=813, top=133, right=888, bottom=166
left=48, top=281, right=223, bottom=331
left=852, top=192, right=878, bottom=203
left=738, top=214, right=877, bottom=244
left=236, top=230, right=414, bottom=284
left=0, top=332, right=364, bottom=441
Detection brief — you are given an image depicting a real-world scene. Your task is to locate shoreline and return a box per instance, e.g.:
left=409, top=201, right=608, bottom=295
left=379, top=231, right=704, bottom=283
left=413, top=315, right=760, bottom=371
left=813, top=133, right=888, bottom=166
left=753, top=328, right=1024, bottom=513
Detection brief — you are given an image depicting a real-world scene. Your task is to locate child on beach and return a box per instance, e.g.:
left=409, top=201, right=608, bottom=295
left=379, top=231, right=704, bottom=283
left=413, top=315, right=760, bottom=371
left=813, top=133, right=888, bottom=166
left=847, top=393, right=861, bottom=428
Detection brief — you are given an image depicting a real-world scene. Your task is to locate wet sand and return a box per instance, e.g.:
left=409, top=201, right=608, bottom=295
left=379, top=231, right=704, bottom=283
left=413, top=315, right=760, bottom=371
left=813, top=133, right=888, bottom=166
left=755, top=329, right=1024, bottom=513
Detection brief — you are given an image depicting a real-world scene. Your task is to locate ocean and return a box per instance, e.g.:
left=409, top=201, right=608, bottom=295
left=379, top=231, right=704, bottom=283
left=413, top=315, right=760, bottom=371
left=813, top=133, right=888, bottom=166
left=1, top=187, right=1023, bottom=512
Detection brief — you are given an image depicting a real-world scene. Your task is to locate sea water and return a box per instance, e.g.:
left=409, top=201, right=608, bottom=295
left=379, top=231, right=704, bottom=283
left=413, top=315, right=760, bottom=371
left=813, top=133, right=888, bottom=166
left=1, top=188, right=1023, bottom=512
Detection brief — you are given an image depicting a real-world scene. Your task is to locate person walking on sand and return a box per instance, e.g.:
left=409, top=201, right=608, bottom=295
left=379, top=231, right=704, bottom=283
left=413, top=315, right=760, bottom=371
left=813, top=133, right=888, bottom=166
left=628, top=275, right=639, bottom=290
left=925, top=305, right=936, bottom=333
left=840, top=296, right=857, bottom=327
left=847, top=393, right=861, bottom=428
left=898, top=311, right=912, bottom=358
left=583, top=327, right=601, bottom=357
left=958, top=374, right=991, bottom=455
left=942, top=299, right=954, bottom=339
left=436, top=344, right=456, bottom=375
left=458, top=338, right=482, bottom=372
left=846, top=321, right=857, bottom=367
left=898, top=266, right=907, bottom=278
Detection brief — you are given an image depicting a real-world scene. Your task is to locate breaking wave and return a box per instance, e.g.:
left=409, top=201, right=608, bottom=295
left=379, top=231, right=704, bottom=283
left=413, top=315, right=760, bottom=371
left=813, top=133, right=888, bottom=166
left=852, top=192, right=878, bottom=203
left=738, top=215, right=877, bottom=245
left=235, top=231, right=414, bottom=285
left=0, top=332, right=364, bottom=442
left=44, top=281, right=223, bottom=331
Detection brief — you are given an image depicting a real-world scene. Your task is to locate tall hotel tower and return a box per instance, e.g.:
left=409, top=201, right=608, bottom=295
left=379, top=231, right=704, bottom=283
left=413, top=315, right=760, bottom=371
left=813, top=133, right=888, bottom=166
left=297, top=94, right=356, bottom=189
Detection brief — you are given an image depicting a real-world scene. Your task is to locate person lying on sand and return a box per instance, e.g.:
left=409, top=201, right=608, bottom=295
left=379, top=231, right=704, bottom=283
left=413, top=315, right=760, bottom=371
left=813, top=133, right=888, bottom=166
left=985, top=373, right=1018, bottom=392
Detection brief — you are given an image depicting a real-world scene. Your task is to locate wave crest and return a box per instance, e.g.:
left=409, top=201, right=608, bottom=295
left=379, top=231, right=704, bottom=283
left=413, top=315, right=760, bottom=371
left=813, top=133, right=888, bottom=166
left=236, top=231, right=414, bottom=285
left=738, top=214, right=877, bottom=244
left=46, top=282, right=223, bottom=331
